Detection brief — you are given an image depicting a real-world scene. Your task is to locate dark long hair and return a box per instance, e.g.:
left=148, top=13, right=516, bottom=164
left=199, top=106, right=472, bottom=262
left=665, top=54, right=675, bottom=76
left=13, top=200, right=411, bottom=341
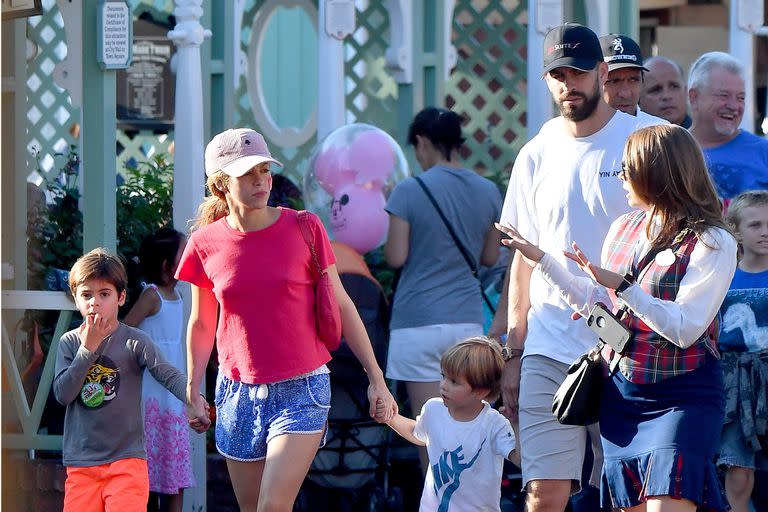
left=139, top=227, right=185, bottom=286
left=407, top=107, right=466, bottom=160
left=622, top=124, right=730, bottom=247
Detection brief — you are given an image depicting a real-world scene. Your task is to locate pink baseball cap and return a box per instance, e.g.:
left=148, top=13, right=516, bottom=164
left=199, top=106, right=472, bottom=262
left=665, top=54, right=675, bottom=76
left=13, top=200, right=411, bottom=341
left=204, top=128, right=283, bottom=177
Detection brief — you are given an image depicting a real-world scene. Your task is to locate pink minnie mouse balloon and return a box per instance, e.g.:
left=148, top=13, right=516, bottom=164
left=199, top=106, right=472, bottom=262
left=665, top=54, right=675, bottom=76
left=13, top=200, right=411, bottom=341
left=314, top=145, right=356, bottom=195
left=349, top=129, right=397, bottom=188
left=330, top=183, right=389, bottom=254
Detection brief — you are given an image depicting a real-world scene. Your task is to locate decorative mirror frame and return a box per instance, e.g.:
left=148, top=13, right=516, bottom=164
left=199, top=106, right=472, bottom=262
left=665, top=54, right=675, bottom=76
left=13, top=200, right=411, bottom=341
left=247, top=0, right=318, bottom=148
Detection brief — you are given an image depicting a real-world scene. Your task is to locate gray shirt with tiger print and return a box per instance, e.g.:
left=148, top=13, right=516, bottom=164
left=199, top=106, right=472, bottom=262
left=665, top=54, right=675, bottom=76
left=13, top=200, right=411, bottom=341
left=53, top=322, right=187, bottom=466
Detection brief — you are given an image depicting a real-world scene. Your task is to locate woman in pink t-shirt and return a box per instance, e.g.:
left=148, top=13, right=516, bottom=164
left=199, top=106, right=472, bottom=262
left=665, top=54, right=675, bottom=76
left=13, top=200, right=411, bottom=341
left=178, top=128, right=397, bottom=512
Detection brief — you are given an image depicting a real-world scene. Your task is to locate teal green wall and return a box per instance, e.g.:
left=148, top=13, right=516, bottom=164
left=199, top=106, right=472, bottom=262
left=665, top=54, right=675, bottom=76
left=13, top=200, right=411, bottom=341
left=261, top=6, right=317, bottom=130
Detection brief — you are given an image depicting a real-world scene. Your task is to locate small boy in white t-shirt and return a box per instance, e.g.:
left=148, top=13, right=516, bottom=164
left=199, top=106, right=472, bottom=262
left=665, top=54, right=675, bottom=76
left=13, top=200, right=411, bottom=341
left=383, top=336, right=519, bottom=511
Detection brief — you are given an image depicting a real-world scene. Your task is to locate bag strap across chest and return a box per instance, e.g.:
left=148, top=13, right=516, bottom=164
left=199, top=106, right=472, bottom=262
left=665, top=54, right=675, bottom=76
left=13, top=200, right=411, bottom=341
left=297, top=211, right=323, bottom=278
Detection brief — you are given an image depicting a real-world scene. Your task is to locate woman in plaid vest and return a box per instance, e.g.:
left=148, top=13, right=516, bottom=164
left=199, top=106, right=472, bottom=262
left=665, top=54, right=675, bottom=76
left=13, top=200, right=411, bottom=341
left=497, top=124, right=737, bottom=512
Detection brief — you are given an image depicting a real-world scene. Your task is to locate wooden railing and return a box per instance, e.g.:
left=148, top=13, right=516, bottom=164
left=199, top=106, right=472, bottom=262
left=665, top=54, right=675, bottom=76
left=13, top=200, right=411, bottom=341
left=2, top=291, right=76, bottom=450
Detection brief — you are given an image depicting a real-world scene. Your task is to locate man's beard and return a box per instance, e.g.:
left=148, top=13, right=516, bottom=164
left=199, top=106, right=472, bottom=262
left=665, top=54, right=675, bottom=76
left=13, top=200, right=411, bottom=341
left=557, top=81, right=601, bottom=122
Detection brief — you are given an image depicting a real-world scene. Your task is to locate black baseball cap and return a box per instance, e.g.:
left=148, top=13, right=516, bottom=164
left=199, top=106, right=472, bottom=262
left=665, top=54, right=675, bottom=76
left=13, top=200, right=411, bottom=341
left=542, top=23, right=603, bottom=75
left=599, top=34, right=649, bottom=72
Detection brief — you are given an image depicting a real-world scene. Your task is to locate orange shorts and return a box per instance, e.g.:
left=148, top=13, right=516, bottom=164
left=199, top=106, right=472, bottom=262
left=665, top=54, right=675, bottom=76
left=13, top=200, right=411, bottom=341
left=64, top=458, right=149, bottom=512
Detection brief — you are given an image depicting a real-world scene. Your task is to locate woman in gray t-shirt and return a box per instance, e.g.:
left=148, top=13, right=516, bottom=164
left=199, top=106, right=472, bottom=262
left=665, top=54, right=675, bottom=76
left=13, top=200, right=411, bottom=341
left=384, top=107, right=503, bottom=469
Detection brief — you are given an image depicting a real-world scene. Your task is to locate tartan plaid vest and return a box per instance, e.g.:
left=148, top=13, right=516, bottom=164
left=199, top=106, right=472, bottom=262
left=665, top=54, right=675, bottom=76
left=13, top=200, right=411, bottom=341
left=604, top=210, right=718, bottom=384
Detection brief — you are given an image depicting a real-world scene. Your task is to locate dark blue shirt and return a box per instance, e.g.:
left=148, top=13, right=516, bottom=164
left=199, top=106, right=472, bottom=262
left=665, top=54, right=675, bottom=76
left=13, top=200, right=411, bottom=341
left=704, top=130, right=768, bottom=200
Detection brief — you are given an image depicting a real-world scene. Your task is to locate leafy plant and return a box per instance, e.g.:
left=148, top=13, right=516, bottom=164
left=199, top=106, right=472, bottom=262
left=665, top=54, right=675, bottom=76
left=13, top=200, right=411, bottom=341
left=27, top=145, right=83, bottom=289
left=117, top=154, right=174, bottom=263
left=27, top=147, right=174, bottom=290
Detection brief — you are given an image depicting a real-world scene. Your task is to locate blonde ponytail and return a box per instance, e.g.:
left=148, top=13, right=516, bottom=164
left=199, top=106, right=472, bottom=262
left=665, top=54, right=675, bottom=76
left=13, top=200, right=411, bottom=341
left=193, top=172, right=230, bottom=229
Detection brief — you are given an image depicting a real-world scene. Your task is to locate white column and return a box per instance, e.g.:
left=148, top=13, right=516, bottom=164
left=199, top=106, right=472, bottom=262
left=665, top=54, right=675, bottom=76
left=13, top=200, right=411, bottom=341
left=317, top=0, right=351, bottom=140
left=730, top=0, right=763, bottom=132
left=527, top=0, right=562, bottom=140
left=168, top=2, right=211, bottom=511
left=169, top=0, right=211, bottom=232
left=584, top=0, right=610, bottom=37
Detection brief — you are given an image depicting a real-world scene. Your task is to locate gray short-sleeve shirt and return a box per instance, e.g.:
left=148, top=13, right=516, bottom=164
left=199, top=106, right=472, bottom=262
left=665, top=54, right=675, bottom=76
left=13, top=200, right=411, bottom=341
left=386, top=166, right=502, bottom=329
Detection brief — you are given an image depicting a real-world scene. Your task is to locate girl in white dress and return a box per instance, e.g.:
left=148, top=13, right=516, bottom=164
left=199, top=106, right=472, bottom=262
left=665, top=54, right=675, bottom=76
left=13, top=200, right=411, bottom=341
left=124, top=227, right=192, bottom=512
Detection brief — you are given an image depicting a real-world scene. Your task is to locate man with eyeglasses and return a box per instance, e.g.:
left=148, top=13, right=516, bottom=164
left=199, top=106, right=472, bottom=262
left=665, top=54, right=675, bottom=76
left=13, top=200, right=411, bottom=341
left=497, top=23, right=660, bottom=512
left=688, top=51, right=768, bottom=202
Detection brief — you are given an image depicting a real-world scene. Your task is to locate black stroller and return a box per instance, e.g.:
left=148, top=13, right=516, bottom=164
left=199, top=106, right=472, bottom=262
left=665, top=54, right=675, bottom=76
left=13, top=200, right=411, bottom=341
left=295, top=270, right=403, bottom=512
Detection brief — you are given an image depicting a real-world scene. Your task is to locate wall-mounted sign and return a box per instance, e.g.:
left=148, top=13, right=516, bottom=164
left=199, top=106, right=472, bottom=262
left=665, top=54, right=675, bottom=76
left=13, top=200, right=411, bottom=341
left=324, top=0, right=355, bottom=40
left=1, top=0, right=42, bottom=21
left=117, top=12, right=175, bottom=130
left=97, top=0, right=132, bottom=70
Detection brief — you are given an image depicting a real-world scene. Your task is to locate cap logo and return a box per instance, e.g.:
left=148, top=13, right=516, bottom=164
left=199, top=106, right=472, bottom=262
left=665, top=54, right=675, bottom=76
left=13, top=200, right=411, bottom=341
left=611, top=37, right=624, bottom=54
left=605, top=54, right=638, bottom=63
left=548, top=42, right=581, bottom=55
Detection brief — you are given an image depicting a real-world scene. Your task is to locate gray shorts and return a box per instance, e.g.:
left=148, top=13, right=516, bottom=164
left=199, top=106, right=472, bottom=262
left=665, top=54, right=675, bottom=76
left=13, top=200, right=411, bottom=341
left=518, top=354, right=602, bottom=493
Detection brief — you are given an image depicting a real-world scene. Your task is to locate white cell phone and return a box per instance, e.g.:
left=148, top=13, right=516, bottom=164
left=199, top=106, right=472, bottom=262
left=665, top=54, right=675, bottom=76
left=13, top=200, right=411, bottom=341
left=586, top=302, right=631, bottom=353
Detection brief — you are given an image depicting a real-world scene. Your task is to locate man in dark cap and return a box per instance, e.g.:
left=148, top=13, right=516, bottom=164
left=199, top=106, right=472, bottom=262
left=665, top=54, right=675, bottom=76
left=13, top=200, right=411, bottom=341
left=498, top=23, right=659, bottom=512
left=599, top=33, right=665, bottom=124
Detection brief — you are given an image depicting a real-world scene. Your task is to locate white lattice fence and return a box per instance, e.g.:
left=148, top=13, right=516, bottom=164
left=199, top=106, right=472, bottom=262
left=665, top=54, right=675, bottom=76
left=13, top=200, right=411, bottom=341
left=235, top=0, right=398, bottom=186
left=26, top=0, right=176, bottom=187
left=26, top=0, right=76, bottom=184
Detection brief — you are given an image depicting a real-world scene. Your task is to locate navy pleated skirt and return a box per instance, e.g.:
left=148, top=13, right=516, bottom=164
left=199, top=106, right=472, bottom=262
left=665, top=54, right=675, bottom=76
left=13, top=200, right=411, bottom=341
left=598, top=355, right=729, bottom=511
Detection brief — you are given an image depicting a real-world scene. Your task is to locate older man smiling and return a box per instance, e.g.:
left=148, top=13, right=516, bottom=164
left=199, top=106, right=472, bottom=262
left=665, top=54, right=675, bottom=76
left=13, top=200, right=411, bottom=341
left=688, top=52, right=768, bottom=201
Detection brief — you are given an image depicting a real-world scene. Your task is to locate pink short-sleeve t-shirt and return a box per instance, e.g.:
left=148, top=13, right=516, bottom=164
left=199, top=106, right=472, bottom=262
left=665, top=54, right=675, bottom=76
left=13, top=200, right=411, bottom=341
left=175, top=208, right=335, bottom=383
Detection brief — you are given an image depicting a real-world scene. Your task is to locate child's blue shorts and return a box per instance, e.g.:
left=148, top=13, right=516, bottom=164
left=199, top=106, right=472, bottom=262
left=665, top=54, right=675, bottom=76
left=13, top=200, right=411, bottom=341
left=214, top=371, right=331, bottom=461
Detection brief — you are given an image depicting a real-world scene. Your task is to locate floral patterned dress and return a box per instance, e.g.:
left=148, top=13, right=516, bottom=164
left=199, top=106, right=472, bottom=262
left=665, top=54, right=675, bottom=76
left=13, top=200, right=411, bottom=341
left=139, top=284, right=194, bottom=494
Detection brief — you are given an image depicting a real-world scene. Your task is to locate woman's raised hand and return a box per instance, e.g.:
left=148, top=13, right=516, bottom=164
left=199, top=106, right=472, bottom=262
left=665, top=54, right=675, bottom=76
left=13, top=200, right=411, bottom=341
left=564, top=242, right=623, bottom=290
left=495, top=223, right=545, bottom=264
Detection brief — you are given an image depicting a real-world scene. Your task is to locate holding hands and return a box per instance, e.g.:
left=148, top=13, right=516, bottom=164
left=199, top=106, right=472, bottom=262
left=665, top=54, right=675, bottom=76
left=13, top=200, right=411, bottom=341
left=186, top=392, right=212, bottom=433
left=369, top=381, right=398, bottom=423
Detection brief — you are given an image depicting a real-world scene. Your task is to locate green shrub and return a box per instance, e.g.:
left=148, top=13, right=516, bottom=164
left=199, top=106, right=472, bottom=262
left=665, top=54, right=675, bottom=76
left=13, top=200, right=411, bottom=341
left=27, top=147, right=174, bottom=289
left=117, top=154, right=174, bottom=263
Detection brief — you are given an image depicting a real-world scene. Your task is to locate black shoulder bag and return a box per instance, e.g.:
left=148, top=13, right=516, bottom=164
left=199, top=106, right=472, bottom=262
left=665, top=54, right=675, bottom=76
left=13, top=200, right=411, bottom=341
left=414, top=176, right=496, bottom=313
left=552, top=244, right=665, bottom=426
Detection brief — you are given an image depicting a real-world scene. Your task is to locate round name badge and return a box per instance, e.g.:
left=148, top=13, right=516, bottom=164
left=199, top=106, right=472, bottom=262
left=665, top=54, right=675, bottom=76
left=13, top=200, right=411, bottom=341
left=80, top=381, right=105, bottom=408
left=655, top=248, right=676, bottom=267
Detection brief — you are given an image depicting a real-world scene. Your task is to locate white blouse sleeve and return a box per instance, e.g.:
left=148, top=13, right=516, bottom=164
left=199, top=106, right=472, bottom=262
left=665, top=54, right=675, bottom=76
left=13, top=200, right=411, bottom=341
left=534, top=217, right=623, bottom=316
left=536, top=255, right=614, bottom=318
left=618, top=227, right=737, bottom=348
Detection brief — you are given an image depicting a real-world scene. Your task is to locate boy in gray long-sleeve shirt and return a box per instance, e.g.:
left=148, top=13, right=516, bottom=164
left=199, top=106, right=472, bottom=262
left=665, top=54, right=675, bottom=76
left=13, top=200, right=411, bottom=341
left=53, top=248, right=210, bottom=511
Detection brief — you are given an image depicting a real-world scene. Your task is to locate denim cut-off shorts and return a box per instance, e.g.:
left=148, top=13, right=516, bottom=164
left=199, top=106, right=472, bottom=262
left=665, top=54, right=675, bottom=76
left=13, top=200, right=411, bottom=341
left=214, top=372, right=331, bottom=461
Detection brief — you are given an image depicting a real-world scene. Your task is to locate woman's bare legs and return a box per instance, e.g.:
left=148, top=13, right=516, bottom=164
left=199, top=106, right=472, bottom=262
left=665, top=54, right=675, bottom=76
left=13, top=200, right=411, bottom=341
left=226, top=459, right=265, bottom=512
left=405, top=380, right=441, bottom=474
left=258, top=432, right=324, bottom=511
left=225, top=431, right=323, bottom=512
